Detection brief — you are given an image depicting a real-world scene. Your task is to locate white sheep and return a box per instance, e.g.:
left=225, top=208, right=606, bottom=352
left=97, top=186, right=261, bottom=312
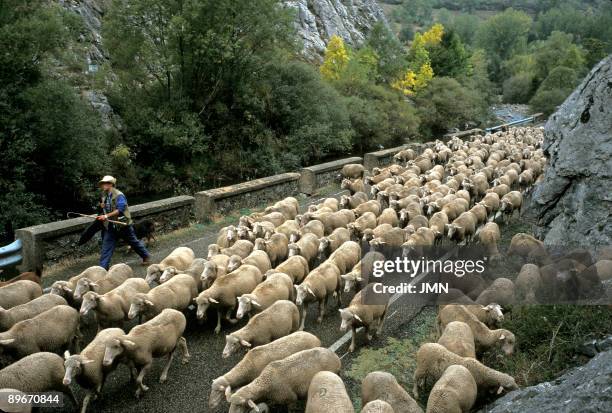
left=339, top=285, right=388, bottom=352
left=341, top=251, right=385, bottom=293
left=0, top=352, right=77, bottom=407
left=227, top=347, right=341, bottom=413
left=0, top=280, right=43, bottom=309
left=102, top=308, right=190, bottom=398
left=210, top=331, right=321, bottom=410
left=80, top=277, right=150, bottom=331
left=287, top=233, right=320, bottom=266
left=296, top=261, right=342, bottom=330
left=73, top=263, right=132, bottom=300
left=477, top=222, right=502, bottom=258
left=63, top=327, right=125, bottom=413
left=227, top=251, right=272, bottom=275
left=318, top=227, right=351, bottom=260
left=361, top=371, right=423, bottom=413
left=305, top=371, right=354, bottom=413
left=437, top=320, right=476, bottom=358
left=194, top=264, right=263, bottom=334
left=327, top=240, right=361, bottom=274
left=361, top=400, right=395, bottom=413
left=413, top=343, right=518, bottom=399
left=222, top=300, right=300, bottom=358
left=145, top=246, right=195, bottom=284
left=201, top=254, right=230, bottom=289
left=236, top=272, right=294, bottom=319
left=254, top=233, right=289, bottom=266
left=475, top=278, right=516, bottom=307
left=515, top=263, right=542, bottom=303
left=0, top=305, right=81, bottom=359
left=438, top=304, right=515, bottom=356
left=426, top=365, right=477, bottom=413
left=0, top=294, right=67, bottom=331
left=128, top=273, right=198, bottom=321
left=158, top=257, right=206, bottom=290
left=271, top=255, right=310, bottom=284
left=50, top=266, right=107, bottom=305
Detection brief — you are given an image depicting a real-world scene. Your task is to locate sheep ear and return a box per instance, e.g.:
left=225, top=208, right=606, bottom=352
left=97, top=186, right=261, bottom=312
left=0, top=338, right=15, bottom=345
left=64, top=350, right=71, bottom=359
left=144, top=299, right=154, bottom=306
left=353, top=314, right=363, bottom=323
left=89, top=282, right=99, bottom=288
left=81, top=358, right=95, bottom=365
left=499, top=334, right=505, bottom=340
left=192, top=297, right=197, bottom=303
left=209, top=298, right=219, bottom=304
left=240, top=339, right=252, bottom=348
left=224, top=386, right=232, bottom=401
left=307, top=287, right=315, bottom=296
left=341, top=273, right=351, bottom=280
left=497, top=386, right=504, bottom=395
left=63, top=286, right=73, bottom=293
left=251, top=300, right=261, bottom=308
left=121, top=339, right=137, bottom=350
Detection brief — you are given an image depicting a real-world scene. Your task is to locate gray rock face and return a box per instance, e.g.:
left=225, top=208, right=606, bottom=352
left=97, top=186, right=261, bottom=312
left=477, top=349, right=612, bottom=413
left=283, top=0, right=388, bottom=60
left=527, top=56, right=612, bottom=247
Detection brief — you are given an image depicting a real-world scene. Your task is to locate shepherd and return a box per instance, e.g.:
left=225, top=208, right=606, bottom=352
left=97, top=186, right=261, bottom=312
left=97, top=175, right=150, bottom=269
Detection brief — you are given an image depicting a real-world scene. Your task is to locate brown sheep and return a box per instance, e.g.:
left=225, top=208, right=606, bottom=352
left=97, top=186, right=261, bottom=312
left=341, top=178, right=366, bottom=195
left=437, top=321, right=476, bottom=358
left=426, top=365, right=477, bottom=413
left=271, top=255, right=309, bottom=284
left=254, top=233, right=289, bottom=266
left=362, top=371, right=422, bottom=413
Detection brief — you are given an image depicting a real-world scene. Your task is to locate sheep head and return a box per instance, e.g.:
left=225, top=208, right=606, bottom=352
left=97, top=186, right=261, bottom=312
left=223, top=334, right=250, bottom=358
left=227, top=256, right=242, bottom=272
left=295, top=284, right=315, bottom=306
left=160, top=266, right=178, bottom=283
left=207, top=244, right=221, bottom=259
left=209, top=376, right=231, bottom=409
left=128, top=294, right=154, bottom=319
left=498, top=330, right=516, bottom=355
left=145, top=264, right=163, bottom=284
left=50, top=280, right=73, bottom=297
left=80, top=291, right=101, bottom=315
left=73, top=277, right=97, bottom=299
left=63, top=352, right=94, bottom=385
left=341, top=272, right=362, bottom=293
left=194, top=293, right=219, bottom=319
left=339, top=309, right=363, bottom=331
left=103, top=337, right=129, bottom=366
left=236, top=295, right=260, bottom=320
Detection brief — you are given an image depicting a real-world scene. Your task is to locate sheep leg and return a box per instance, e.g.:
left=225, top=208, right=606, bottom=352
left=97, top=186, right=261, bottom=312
left=178, top=336, right=190, bottom=364
left=349, top=326, right=356, bottom=352
left=225, top=308, right=239, bottom=324
left=317, top=299, right=326, bottom=323
left=134, top=364, right=151, bottom=398
left=299, top=303, right=307, bottom=331
left=214, top=309, right=222, bottom=335
left=80, top=391, right=93, bottom=413
left=159, top=350, right=175, bottom=383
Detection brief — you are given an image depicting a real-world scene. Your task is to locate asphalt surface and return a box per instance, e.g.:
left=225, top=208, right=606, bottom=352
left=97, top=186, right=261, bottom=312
left=38, top=189, right=435, bottom=413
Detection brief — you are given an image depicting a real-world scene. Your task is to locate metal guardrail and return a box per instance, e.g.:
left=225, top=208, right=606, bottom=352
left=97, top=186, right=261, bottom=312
left=0, top=239, right=23, bottom=269
left=486, top=113, right=544, bottom=133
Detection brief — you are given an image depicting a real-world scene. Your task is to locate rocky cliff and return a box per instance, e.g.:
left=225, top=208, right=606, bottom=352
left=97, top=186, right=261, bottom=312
left=477, top=348, right=612, bottom=413
left=284, top=0, right=388, bottom=60
left=527, top=56, right=612, bottom=247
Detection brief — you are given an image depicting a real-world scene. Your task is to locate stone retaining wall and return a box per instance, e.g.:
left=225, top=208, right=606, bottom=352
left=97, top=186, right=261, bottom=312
left=194, top=173, right=301, bottom=222
left=299, top=157, right=363, bottom=194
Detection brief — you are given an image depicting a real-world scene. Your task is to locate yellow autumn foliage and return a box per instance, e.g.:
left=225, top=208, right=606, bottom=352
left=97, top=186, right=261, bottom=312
left=320, top=35, right=350, bottom=80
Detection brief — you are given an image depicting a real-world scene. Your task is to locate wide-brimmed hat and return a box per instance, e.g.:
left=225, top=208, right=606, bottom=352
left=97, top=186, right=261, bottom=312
left=98, top=175, right=117, bottom=186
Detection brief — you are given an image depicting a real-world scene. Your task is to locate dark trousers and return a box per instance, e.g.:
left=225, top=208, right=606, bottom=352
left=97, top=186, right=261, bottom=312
left=100, top=225, right=150, bottom=270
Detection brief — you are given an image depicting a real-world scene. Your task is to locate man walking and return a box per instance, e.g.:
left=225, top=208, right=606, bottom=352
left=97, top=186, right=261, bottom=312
left=97, top=176, right=150, bottom=269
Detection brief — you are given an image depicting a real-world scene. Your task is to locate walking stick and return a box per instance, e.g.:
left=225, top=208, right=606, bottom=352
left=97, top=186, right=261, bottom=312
left=67, top=212, right=129, bottom=226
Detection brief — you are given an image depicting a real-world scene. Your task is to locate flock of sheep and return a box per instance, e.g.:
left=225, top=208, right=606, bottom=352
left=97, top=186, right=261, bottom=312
left=1, top=125, right=610, bottom=413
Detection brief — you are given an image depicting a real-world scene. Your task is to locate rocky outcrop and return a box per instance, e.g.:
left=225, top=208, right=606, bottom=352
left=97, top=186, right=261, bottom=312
left=477, top=349, right=612, bottom=413
left=527, top=56, right=612, bottom=247
left=283, top=0, right=387, bottom=60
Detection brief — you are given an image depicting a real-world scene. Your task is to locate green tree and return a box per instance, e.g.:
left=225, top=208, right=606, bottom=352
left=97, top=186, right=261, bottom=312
left=476, top=9, right=532, bottom=82
left=415, top=77, right=488, bottom=137
left=428, top=30, right=470, bottom=78
left=0, top=0, right=106, bottom=240
left=531, top=31, right=586, bottom=84
left=529, top=66, right=579, bottom=116
left=366, top=23, right=407, bottom=84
